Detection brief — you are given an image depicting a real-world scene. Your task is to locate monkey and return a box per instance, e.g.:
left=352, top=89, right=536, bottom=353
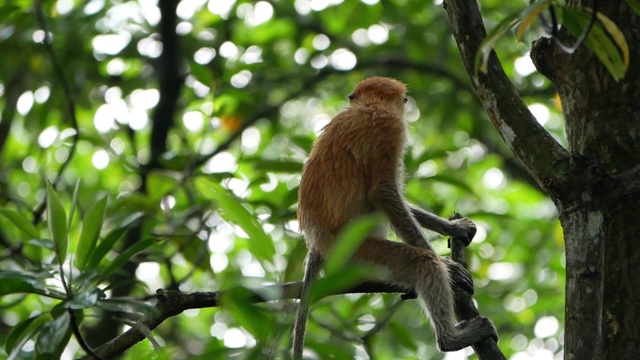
left=292, top=77, right=497, bottom=358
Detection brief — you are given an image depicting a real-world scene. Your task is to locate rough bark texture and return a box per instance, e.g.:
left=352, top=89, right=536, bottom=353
left=445, top=0, right=640, bottom=359
left=532, top=2, right=640, bottom=359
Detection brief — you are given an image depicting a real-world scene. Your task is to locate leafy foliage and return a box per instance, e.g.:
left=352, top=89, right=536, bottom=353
left=478, top=0, right=629, bottom=80
left=0, top=0, right=567, bottom=359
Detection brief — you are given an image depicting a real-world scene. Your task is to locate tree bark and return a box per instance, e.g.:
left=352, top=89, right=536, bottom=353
left=444, top=0, right=640, bottom=358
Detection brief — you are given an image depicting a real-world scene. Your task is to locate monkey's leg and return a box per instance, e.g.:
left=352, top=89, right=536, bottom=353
left=353, top=238, right=496, bottom=351
left=292, top=250, right=323, bottom=360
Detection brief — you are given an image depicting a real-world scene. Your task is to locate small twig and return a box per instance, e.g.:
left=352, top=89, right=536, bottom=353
left=448, top=213, right=505, bottom=360
left=69, top=310, right=104, bottom=360
left=33, top=0, right=80, bottom=223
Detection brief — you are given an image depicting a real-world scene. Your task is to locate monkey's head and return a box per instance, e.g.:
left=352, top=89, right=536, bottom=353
left=348, top=77, right=408, bottom=116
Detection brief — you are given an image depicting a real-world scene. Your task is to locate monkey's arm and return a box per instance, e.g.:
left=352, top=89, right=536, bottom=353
left=370, top=183, right=476, bottom=293
left=369, top=182, right=435, bottom=251
left=409, top=205, right=476, bottom=246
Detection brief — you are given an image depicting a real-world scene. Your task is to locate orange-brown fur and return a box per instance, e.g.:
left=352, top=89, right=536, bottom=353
left=298, top=78, right=407, bottom=249
left=292, top=77, right=496, bottom=358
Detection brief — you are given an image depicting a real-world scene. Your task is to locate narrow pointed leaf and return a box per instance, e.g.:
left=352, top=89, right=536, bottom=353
left=98, top=298, right=159, bottom=317
left=324, top=214, right=381, bottom=275
left=477, top=0, right=553, bottom=73
left=76, top=194, right=108, bottom=270
left=67, top=180, right=81, bottom=230
left=563, top=8, right=626, bottom=81
left=35, top=312, right=70, bottom=355
left=516, top=2, right=549, bottom=41
left=0, top=208, right=39, bottom=239
left=46, top=183, right=68, bottom=263
left=97, top=237, right=156, bottom=283
left=594, top=11, right=629, bottom=70
left=623, top=0, right=640, bottom=15
left=6, top=315, right=48, bottom=360
left=86, top=212, right=143, bottom=269
left=196, top=178, right=275, bottom=262
left=0, top=272, right=46, bottom=296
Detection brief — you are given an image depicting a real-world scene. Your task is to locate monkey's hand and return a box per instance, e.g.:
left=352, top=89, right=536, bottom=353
left=442, top=257, right=474, bottom=295
left=449, top=217, right=477, bottom=246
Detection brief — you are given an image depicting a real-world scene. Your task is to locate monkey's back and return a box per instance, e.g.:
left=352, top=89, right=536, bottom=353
left=298, top=105, right=407, bottom=253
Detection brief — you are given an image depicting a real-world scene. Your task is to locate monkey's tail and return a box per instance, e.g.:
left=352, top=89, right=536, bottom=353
left=291, top=250, right=323, bottom=360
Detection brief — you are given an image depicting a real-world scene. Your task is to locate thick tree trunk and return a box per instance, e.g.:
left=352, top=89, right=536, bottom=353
left=532, top=2, right=640, bottom=359
left=445, top=0, right=640, bottom=358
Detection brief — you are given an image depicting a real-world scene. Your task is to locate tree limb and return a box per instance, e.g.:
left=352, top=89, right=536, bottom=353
left=149, top=0, right=183, bottom=169
left=76, top=282, right=414, bottom=359
left=442, top=0, right=570, bottom=189
left=449, top=214, right=506, bottom=360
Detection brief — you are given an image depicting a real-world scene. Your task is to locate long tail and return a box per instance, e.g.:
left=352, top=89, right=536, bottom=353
left=292, top=250, right=323, bottom=360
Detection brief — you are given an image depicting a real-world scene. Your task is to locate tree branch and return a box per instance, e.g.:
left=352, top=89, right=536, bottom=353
left=76, top=282, right=414, bottom=359
left=149, top=0, right=183, bottom=169
left=449, top=214, right=506, bottom=360
left=442, top=0, right=570, bottom=189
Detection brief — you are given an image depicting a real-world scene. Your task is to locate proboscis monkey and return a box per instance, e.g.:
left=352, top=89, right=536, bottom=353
left=292, top=77, right=497, bottom=358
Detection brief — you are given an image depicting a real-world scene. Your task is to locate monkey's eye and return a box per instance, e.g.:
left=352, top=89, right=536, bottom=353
left=348, top=93, right=355, bottom=101
left=402, top=97, right=408, bottom=104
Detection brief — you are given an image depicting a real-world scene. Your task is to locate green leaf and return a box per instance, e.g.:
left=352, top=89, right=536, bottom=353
left=147, top=172, right=179, bottom=201
left=563, top=8, right=626, bottom=81
left=594, top=11, right=629, bottom=70
left=27, top=239, right=55, bottom=249
left=76, top=194, right=108, bottom=270
left=98, top=298, right=159, bottom=317
left=476, top=0, right=552, bottom=74
left=0, top=272, right=46, bottom=296
left=67, top=180, right=81, bottom=230
left=196, top=178, right=275, bottom=262
left=624, top=0, right=640, bottom=15
left=516, top=3, right=550, bottom=41
left=46, top=183, right=68, bottom=263
left=6, top=315, right=48, bottom=360
left=324, top=214, right=381, bottom=275
left=0, top=208, right=39, bottom=239
left=310, top=266, right=371, bottom=302
left=66, top=288, right=100, bottom=309
left=35, top=312, right=71, bottom=355
left=190, top=62, right=214, bottom=87
left=222, top=287, right=273, bottom=339
left=390, top=319, right=419, bottom=350
left=307, top=339, right=354, bottom=359
left=86, top=212, right=143, bottom=269
left=97, top=237, right=156, bottom=283
left=476, top=13, right=521, bottom=74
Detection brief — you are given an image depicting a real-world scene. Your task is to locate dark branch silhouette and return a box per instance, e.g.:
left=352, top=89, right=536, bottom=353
left=77, top=281, right=414, bottom=359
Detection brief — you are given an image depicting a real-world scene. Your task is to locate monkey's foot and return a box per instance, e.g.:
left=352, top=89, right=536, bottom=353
left=437, top=317, right=498, bottom=351
left=442, top=257, right=474, bottom=295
